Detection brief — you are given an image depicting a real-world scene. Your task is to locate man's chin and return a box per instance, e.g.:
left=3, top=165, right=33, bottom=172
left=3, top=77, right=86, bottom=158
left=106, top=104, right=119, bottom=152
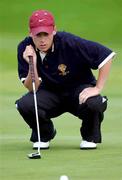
left=39, top=47, right=48, bottom=53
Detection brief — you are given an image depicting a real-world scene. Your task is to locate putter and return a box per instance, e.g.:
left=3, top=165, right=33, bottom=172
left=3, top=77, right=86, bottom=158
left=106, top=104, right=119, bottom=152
left=27, top=55, right=41, bottom=159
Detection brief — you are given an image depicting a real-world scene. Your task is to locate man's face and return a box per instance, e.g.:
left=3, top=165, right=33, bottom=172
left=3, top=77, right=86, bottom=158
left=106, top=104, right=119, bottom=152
left=31, top=32, right=54, bottom=52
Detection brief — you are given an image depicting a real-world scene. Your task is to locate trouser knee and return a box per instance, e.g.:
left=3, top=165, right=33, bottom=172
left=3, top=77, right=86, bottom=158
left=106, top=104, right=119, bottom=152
left=15, top=95, right=34, bottom=116
left=15, top=94, right=47, bottom=120
left=86, top=95, right=108, bottom=113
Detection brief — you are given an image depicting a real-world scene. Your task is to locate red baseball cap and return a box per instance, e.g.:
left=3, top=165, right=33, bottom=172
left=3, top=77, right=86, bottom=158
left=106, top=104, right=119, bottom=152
left=29, top=10, right=55, bottom=35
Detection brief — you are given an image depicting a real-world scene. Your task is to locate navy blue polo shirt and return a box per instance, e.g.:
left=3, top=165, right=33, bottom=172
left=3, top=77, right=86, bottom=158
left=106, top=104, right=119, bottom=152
left=17, top=31, right=115, bottom=90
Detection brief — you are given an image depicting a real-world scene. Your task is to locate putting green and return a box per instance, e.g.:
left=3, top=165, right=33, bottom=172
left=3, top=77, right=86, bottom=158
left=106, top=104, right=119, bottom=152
left=0, top=0, right=122, bottom=179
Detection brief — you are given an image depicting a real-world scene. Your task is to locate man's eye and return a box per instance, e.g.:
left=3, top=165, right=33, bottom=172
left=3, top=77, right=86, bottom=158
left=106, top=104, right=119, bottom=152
left=36, top=32, right=49, bottom=37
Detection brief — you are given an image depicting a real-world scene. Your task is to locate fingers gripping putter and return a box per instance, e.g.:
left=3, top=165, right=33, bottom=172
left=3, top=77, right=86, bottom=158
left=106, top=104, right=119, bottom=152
left=27, top=56, right=41, bottom=159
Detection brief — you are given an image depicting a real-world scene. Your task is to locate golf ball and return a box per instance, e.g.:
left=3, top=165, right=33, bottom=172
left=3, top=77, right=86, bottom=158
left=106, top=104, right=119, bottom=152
left=60, top=175, right=69, bottom=180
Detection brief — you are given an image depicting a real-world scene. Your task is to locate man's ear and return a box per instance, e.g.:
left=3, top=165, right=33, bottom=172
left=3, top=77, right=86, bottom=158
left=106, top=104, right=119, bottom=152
left=29, top=32, right=33, bottom=37
left=53, top=31, right=56, bottom=35
left=53, top=25, right=57, bottom=35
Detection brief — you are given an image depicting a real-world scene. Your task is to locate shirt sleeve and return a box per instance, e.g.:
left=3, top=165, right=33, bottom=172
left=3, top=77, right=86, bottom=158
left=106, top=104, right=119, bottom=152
left=76, top=38, right=116, bottom=70
left=17, top=40, right=29, bottom=83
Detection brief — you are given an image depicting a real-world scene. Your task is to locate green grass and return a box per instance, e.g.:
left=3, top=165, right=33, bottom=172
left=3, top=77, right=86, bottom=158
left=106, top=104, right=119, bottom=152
left=0, top=93, right=122, bottom=180
left=0, top=0, right=122, bottom=179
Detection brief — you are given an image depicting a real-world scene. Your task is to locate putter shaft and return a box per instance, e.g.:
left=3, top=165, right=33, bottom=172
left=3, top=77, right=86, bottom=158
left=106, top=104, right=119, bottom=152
left=28, top=56, right=41, bottom=159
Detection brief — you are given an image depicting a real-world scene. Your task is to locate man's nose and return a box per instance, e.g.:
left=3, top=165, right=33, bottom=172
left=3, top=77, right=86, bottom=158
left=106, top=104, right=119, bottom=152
left=39, top=36, right=46, bottom=43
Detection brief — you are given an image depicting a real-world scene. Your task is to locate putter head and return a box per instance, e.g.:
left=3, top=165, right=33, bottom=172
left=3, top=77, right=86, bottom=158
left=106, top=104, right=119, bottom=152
left=28, top=152, right=41, bottom=159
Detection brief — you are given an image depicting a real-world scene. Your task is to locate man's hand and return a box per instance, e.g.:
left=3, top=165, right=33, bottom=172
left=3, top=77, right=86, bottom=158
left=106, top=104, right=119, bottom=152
left=23, top=45, right=37, bottom=65
left=79, top=59, right=113, bottom=104
left=22, top=45, right=41, bottom=91
left=79, top=86, right=100, bottom=104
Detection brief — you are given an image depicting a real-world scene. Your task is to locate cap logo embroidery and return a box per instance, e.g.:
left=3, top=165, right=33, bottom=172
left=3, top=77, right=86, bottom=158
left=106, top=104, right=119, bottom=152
left=39, top=19, right=45, bottom=22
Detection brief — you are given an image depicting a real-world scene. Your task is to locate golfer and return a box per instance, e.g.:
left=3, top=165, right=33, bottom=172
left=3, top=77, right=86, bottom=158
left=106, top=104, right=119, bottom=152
left=16, top=9, right=116, bottom=150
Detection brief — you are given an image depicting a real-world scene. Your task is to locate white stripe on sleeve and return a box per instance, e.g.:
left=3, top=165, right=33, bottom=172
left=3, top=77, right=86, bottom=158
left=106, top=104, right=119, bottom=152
left=21, top=78, right=26, bottom=82
left=98, top=52, right=116, bottom=69
left=20, top=77, right=42, bottom=82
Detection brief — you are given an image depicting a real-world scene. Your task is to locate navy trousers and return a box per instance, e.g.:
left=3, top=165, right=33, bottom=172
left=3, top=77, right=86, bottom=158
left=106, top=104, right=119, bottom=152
left=15, top=84, right=107, bottom=143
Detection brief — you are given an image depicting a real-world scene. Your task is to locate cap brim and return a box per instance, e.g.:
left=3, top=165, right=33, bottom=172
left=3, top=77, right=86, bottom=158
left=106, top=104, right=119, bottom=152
left=30, top=26, right=54, bottom=36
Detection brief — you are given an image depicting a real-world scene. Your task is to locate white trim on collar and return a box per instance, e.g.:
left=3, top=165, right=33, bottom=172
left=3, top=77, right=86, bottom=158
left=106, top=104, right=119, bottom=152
left=51, top=43, right=54, bottom=52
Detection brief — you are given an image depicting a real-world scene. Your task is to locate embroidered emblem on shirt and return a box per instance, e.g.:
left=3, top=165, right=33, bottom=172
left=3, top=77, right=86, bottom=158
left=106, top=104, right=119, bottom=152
left=58, top=64, right=69, bottom=76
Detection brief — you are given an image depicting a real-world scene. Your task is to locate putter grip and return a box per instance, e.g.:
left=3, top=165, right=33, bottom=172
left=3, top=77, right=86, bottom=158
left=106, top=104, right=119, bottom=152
left=29, top=56, right=35, bottom=82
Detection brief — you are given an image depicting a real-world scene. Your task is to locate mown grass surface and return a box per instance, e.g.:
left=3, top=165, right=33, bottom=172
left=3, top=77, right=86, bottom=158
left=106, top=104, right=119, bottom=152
left=0, top=0, right=122, bottom=179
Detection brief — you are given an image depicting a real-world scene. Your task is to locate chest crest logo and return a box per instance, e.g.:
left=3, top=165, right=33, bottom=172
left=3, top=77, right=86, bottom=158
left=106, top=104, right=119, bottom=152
left=58, top=64, right=69, bottom=76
